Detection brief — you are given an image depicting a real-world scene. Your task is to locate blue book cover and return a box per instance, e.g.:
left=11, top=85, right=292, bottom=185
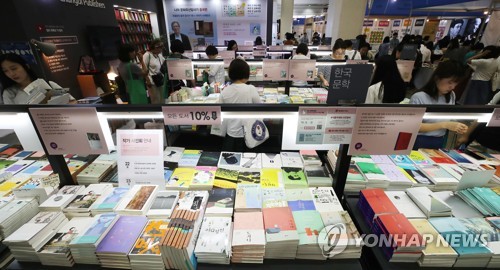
left=71, top=213, right=117, bottom=244
left=96, top=187, right=129, bottom=209
left=288, top=200, right=316, bottom=212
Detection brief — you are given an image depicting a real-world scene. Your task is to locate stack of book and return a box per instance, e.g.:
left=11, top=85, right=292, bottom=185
left=69, top=213, right=119, bottom=264
left=280, top=152, right=304, bottom=168
left=346, top=164, right=367, bottom=192
left=432, top=191, right=483, bottom=218
left=90, top=187, right=129, bottom=216
left=406, top=187, right=452, bottom=218
left=196, top=151, right=221, bottom=167
left=430, top=217, right=493, bottom=268
left=96, top=215, right=148, bottom=269
left=115, top=185, right=158, bottom=216
left=166, top=167, right=195, bottom=190
left=293, top=210, right=326, bottom=260
left=218, top=152, right=242, bottom=169
left=163, top=147, right=184, bottom=166
left=320, top=211, right=363, bottom=259
left=16, top=160, right=52, bottom=179
left=260, top=168, right=282, bottom=188
left=178, top=149, right=202, bottom=167
left=357, top=189, right=399, bottom=227
left=300, top=150, right=322, bottom=166
left=372, top=213, right=425, bottom=262
left=214, top=168, right=239, bottom=189
left=129, top=219, right=170, bottom=270
left=309, top=187, right=343, bottom=213
left=160, top=191, right=209, bottom=269
left=356, top=161, right=391, bottom=189
left=409, top=219, right=458, bottom=267
left=63, top=183, right=113, bottom=218
left=190, top=166, right=216, bottom=190
left=235, top=184, right=262, bottom=212
left=205, top=188, right=236, bottom=217
left=418, top=164, right=459, bottom=191
left=262, top=187, right=287, bottom=208
left=282, top=167, right=308, bottom=189
left=194, top=216, right=233, bottom=264
left=261, top=153, right=282, bottom=168
left=237, top=170, right=261, bottom=185
left=4, top=212, right=68, bottom=262
left=262, top=207, right=298, bottom=259
left=486, top=217, right=500, bottom=268
left=231, top=211, right=266, bottom=263
left=385, top=191, right=427, bottom=219
left=36, top=217, right=93, bottom=267
left=39, top=185, right=86, bottom=212
left=0, top=198, right=39, bottom=241
left=240, top=153, right=262, bottom=170
left=457, top=187, right=500, bottom=216
left=0, top=176, right=31, bottom=197
left=304, top=166, right=333, bottom=187
left=146, top=190, right=179, bottom=219
left=76, top=163, right=114, bottom=185
left=286, top=188, right=316, bottom=212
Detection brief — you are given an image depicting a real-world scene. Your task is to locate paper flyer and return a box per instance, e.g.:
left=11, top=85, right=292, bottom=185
left=323, top=107, right=357, bottom=144
left=166, top=58, right=194, bottom=80
left=262, top=59, right=289, bottom=81
left=296, top=107, right=328, bottom=144
left=289, top=59, right=316, bottom=81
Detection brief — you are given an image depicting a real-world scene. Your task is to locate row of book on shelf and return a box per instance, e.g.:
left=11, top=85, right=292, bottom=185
left=344, top=148, right=500, bottom=192
left=1, top=183, right=363, bottom=269
left=358, top=187, right=499, bottom=268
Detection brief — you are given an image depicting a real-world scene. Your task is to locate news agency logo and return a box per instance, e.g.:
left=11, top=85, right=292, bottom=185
left=318, top=223, right=348, bottom=258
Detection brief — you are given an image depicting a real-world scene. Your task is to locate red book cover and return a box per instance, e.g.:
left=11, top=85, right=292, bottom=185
left=394, top=132, right=412, bottom=151
left=114, top=9, right=120, bottom=20
left=420, top=149, right=456, bottom=164
left=377, top=213, right=423, bottom=249
left=360, top=189, right=399, bottom=216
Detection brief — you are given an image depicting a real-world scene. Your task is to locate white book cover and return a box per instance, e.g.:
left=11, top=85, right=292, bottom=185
left=218, top=152, right=242, bottom=169
left=309, top=187, right=343, bottom=212
left=231, top=230, right=266, bottom=247
left=262, top=187, right=287, bottom=208
left=385, top=191, right=427, bottom=219
left=406, top=187, right=452, bottom=216
left=261, top=153, right=282, bottom=169
left=280, top=152, right=304, bottom=168
left=418, top=165, right=459, bottom=185
left=163, top=147, right=185, bottom=163
left=433, top=191, right=483, bottom=218
left=285, top=188, right=313, bottom=202
left=64, top=184, right=113, bottom=211
left=38, top=217, right=93, bottom=254
left=40, top=186, right=86, bottom=209
left=240, top=153, right=262, bottom=170
left=0, top=199, right=34, bottom=224
left=115, top=185, right=158, bottom=214
left=195, top=217, right=232, bottom=254
left=93, top=151, right=118, bottom=165
left=5, top=212, right=63, bottom=242
left=0, top=196, right=15, bottom=210
left=146, top=190, right=179, bottom=218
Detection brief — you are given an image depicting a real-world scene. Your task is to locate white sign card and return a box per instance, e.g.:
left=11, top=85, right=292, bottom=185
left=289, top=60, right=316, bottom=81
left=324, top=107, right=357, bottom=144
left=487, top=108, right=500, bottom=127
left=162, top=106, right=222, bottom=125
left=29, top=107, right=113, bottom=155
left=166, top=59, right=194, bottom=80
left=117, top=130, right=164, bottom=189
left=268, top=45, right=283, bottom=51
left=253, top=49, right=266, bottom=57
left=262, top=59, right=289, bottom=80
left=238, top=45, right=254, bottom=51
left=219, top=50, right=236, bottom=60
left=0, top=113, right=43, bottom=151
left=296, top=107, right=328, bottom=144
left=349, top=107, right=426, bottom=155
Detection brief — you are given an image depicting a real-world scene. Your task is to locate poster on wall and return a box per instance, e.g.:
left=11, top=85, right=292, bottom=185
left=0, top=42, right=36, bottom=64
left=165, top=0, right=267, bottom=46
left=414, top=19, right=425, bottom=27
left=463, top=18, right=482, bottom=41
left=448, top=18, right=468, bottom=39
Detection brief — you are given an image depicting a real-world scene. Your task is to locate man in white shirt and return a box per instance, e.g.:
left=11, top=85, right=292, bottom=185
left=420, top=44, right=431, bottom=63
left=344, top=40, right=361, bottom=60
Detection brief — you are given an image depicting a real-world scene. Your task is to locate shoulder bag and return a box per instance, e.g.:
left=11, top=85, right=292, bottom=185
left=126, top=63, right=148, bottom=104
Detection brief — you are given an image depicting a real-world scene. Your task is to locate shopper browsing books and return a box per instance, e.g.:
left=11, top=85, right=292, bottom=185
left=204, top=45, right=225, bottom=85
left=0, top=53, right=73, bottom=104
left=143, top=39, right=166, bottom=104
left=219, top=59, right=262, bottom=151
left=117, top=44, right=148, bottom=104
left=291, top=43, right=310, bottom=87
left=317, top=38, right=346, bottom=87
left=365, top=55, right=406, bottom=104
left=410, top=60, right=469, bottom=149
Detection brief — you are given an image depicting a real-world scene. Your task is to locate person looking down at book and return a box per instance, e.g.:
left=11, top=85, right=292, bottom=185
left=219, top=59, right=262, bottom=151
left=365, top=55, right=406, bottom=104
left=318, top=38, right=346, bottom=87
left=204, top=45, right=225, bottom=85
left=410, top=60, right=468, bottom=149
left=0, top=53, right=73, bottom=104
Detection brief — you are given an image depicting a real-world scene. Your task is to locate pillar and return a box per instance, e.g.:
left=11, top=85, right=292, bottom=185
left=326, top=0, right=367, bottom=41
left=280, top=0, right=294, bottom=39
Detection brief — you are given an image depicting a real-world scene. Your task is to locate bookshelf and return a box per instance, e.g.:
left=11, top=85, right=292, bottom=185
left=114, top=8, right=153, bottom=52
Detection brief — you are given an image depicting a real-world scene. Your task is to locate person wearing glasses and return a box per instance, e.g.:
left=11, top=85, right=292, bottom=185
left=317, top=38, right=346, bottom=87
left=143, top=39, right=166, bottom=104
left=169, top=21, right=192, bottom=51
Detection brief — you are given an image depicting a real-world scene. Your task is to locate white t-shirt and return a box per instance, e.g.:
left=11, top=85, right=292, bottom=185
left=365, top=82, right=383, bottom=104
left=143, top=51, right=165, bottom=80
left=219, top=83, right=262, bottom=137
left=420, top=44, right=431, bottom=63
left=2, top=80, right=69, bottom=104
left=345, top=49, right=361, bottom=60
left=207, top=57, right=225, bottom=84
left=469, top=58, right=499, bottom=81
left=410, top=91, right=455, bottom=137
left=291, top=54, right=310, bottom=86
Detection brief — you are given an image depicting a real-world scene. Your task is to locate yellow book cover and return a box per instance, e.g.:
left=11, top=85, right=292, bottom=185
left=214, top=168, right=239, bottom=189
left=168, top=168, right=195, bottom=189
left=409, top=219, right=457, bottom=256
left=409, top=150, right=433, bottom=165
left=260, top=168, right=281, bottom=188
left=130, top=219, right=170, bottom=255
left=397, top=167, right=417, bottom=184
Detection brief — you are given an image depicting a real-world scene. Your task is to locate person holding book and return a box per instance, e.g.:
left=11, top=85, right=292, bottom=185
left=219, top=59, right=261, bottom=151
left=0, top=53, right=73, bottom=104
left=410, top=60, right=469, bottom=149
left=204, top=45, right=225, bottom=85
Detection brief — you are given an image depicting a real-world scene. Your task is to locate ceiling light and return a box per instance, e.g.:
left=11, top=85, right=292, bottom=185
left=138, top=9, right=143, bottom=12
left=113, top=5, right=118, bottom=8
left=484, top=11, right=488, bottom=14
left=126, top=7, right=131, bottom=10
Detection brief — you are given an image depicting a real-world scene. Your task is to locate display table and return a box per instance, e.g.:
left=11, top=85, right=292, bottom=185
left=7, top=259, right=363, bottom=270
left=344, top=196, right=489, bottom=270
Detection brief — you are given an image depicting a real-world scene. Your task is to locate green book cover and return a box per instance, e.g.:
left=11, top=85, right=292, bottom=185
left=282, top=167, right=307, bottom=188
left=237, top=171, right=260, bottom=185
left=0, top=160, right=15, bottom=170
left=292, top=210, right=325, bottom=245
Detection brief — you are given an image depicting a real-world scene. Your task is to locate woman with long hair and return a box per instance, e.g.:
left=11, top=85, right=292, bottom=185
left=365, top=55, right=406, bottom=103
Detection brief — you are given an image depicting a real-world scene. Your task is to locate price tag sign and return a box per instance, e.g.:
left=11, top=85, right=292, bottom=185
left=162, top=106, right=222, bottom=125
left=41, top=174, right=60, bottom=188
left=487, top=108, right=500, bottom=127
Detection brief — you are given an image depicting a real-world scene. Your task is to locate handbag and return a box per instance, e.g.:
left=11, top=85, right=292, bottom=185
left=148, top=53, right=164, bottom=87
left=126, top=63, right=148, bottom=104
left=243, top=119, right=269, bottom=148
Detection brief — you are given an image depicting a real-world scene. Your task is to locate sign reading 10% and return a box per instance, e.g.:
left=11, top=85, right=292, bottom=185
left=162, top=106, right=222, bottom=125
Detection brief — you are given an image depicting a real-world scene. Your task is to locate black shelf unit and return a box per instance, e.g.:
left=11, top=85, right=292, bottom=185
left=114, top=8, right=153, bottom=52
